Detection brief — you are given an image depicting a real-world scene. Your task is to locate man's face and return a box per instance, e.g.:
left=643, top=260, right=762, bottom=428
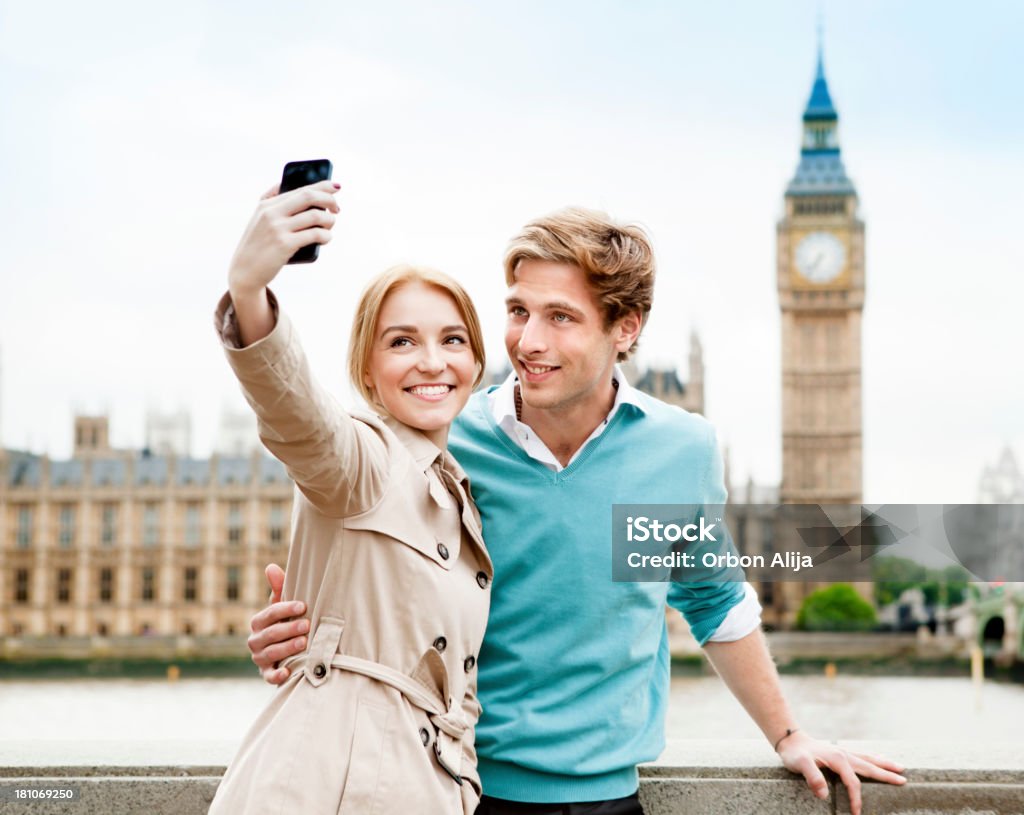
left=504, top=260, right=637, bottom=414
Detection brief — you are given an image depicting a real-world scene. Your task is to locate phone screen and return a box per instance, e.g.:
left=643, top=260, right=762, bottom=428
left=280, top=159, right=333, bottom=264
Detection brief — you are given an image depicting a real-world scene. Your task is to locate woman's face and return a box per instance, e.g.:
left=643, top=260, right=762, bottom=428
left=364, top=281, right=478, bottom=445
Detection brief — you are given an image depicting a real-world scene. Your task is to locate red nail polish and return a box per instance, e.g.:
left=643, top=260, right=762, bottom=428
left=332, top=182, right=341, bottom=189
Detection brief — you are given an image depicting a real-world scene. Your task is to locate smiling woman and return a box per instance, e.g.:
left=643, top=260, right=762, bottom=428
left=348, top=266, right=486, bottom=448
left=207, top=181, right=493, bottom=814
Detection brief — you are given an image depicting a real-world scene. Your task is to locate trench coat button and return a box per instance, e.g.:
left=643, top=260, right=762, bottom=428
left=433, top=636, right=447, bottom=653
left=476, top=571, right=489, bottom=589
left=437, top=542, right=450, bottom=560
left=419, top=727, right=430, bottom=746
left=313, top=663, right=326, bottom=679
left=464, top=655, right=476, bottom=672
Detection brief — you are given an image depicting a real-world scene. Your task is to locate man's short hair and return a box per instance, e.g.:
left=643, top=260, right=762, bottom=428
left=503, top=207, right=655, bottom=361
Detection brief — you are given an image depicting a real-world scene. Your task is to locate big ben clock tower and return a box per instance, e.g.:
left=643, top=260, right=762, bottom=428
left=778, top=48, right=864, bottom=508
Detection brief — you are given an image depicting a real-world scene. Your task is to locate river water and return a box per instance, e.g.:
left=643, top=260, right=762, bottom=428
left=1, top=675, right=1021, bottom=763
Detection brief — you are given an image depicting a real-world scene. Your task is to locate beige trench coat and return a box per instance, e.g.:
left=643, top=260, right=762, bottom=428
left=208, top=292, right=492, bottom=815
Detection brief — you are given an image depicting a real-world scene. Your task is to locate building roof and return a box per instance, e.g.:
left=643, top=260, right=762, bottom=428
left=3, top=449, right=291, bottom=490
left=50, top=460, right=84, bottom=487
left=135, top=454, right=168, bottom=487
left=260, top=456, right=289, bottom=485
left=634, top=367, right=687, bottom=397
left=786, top=152, right=856, bottom=196
left=5, top=451, right=41, bottom=488
left=217, top=457, right=251, bottom=486
left=177, top=458, right=210, bottom=487
left=92, top=458, right=126, bottom=487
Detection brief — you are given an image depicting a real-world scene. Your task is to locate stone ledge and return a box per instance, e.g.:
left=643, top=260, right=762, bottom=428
left=640, top=741, right=1024, bottom=815
left=1, top=740, right=1022, bottom=815
left=844, top=782, right=1024, bottom=815
left=0, top=776, right=221, bottom=815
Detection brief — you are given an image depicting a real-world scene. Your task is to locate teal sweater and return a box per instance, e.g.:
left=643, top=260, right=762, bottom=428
left=449, top=388, right=745, bottom=803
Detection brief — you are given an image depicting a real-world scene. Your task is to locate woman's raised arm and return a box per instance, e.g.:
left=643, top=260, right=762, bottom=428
left=228, top=179, right=340, bottom=347
left=216, top=181, right=388, bottom=518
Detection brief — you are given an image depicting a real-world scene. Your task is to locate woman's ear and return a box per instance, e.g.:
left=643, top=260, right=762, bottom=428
left=363, top=371, right=379, bottom=406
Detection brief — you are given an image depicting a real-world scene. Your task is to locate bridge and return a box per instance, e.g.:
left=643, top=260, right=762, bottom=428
left=972, top=585, right=1024, bottom=663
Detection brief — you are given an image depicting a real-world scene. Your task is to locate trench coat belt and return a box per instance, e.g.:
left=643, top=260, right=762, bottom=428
left=282, top=651, right=467, bottom=784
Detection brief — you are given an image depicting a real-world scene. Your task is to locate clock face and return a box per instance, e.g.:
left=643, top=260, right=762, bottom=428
left=795, top=231, right=846, bottom=283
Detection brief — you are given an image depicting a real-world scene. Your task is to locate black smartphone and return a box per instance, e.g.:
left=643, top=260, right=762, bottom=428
left=279, top=159, right=333, bottom=264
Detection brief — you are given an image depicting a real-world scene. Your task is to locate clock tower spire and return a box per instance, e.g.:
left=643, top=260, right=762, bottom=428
left=788, top=49, right=854, bottom=197
left=777, top=47, right=865, bottom=506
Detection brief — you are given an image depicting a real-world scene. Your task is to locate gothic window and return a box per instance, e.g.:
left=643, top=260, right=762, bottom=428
left=16, top=504, right=33, bottom=548
left=99, top=568, right=114, bottom=603
left=825, top=321, right=841, bottom=362
left=227, top=501, right=243, bottom=545
left=101, top=503, right=117, bottom=546
left=800, top=323, right=815, bottom=367
left=185, top=503, right=201, bottom=547
left=56, top=568, right=73, bottom=604
left=143, top=503, right=160, bottom=547
left=141, top=567, right=156, bottom=602
left=269, top=501, right=285, bottom=545
left=226, top=565, right=241, bottom=602
left=59, top=504, right=76, bottom=547
left=183, top=567, right=198, bottom=602
left=15, top=568, right=30, bottom=603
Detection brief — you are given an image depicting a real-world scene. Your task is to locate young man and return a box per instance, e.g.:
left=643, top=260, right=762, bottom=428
left=246, top=208, right=905, bottom=815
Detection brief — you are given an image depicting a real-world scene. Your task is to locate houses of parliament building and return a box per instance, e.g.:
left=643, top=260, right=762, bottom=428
left=1, top=50, right=862, bottom=644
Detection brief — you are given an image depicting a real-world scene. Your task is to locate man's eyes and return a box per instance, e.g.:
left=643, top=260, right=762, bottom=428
left=508, top=307, right=573, bottom=323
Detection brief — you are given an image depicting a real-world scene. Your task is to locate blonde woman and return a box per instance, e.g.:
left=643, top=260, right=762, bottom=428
left=209, top=179, right=492, bottom=814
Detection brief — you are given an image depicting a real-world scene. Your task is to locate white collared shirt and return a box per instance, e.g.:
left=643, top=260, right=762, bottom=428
left=486, top=366, right=762, bottom=643
left=488, top=366, right=643, bottom=472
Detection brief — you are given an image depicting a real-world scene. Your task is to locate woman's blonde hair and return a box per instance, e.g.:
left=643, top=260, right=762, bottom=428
left=347, top=264, right=486, bottom=407
left=503, top=207, right=655, bottom=361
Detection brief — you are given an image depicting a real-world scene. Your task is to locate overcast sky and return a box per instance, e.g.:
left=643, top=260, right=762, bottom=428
left=1, top=0, right=1021, bottom=503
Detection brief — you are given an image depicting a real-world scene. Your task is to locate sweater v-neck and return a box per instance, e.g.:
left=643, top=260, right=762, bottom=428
left=477, top=391, right=631, bottom=483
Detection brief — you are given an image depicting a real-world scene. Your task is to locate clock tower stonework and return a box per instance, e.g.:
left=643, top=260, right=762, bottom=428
left=778, top=52, right=864, bottom=507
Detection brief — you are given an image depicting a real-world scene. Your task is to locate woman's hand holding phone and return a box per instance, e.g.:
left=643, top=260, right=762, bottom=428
left=227, top=177, right=340, bottom=346
left=228, top=178, right=341, bottom=295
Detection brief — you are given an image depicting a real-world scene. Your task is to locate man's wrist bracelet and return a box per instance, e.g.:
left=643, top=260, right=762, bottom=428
left=773, top=727, right=800, bottom=752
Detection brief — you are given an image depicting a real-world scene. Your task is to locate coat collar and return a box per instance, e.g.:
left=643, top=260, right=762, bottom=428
left=382, top=415, right=489, bottom=572
left=381, top=416, right=469, bottom=483
left=383, top=415, right=443, bottom=468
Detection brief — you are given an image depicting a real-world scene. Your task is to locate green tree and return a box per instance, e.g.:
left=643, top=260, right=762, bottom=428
left=796, top=583, right=877, bottom=631
left=872, top=556, right=927, bottom=606
left=873, top=556, right=972, bottom=607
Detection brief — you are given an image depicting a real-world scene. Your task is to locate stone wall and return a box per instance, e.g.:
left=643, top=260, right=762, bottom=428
left=1, top=741, right=1021, bottom=815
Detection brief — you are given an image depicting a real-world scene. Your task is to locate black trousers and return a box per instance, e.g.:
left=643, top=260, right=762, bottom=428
left=476, top=792, right=645, bottom=815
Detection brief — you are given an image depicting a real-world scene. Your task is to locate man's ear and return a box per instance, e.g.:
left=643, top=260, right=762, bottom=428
left=613, top=311, right=643, bottom=355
